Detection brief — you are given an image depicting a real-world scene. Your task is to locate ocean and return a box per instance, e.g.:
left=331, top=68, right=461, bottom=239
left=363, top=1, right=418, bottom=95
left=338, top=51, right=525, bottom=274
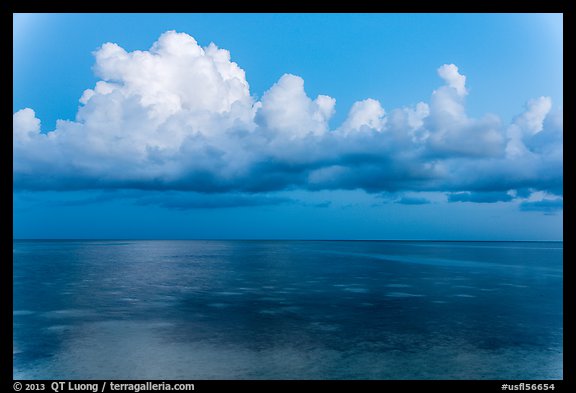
left=13, top=240, right=563, bottom=379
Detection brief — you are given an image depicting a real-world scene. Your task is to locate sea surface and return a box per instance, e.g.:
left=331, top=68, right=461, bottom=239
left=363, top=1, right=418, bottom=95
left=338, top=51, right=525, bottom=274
left=13, top=240, right=563, bottom=379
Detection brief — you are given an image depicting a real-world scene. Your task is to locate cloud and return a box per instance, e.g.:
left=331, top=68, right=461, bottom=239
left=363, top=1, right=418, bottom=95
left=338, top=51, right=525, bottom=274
left=339, top=98, right=386, bottom=133
left=514, top=96, right=552, bottom=135
left=506, top=96, right=554, bottom=158
left=396, top=196, right=431, bottom=205
left=448, top=191, right=513, bottom=204
left=519, top=198, right=563, bottom=214
left=16, top=190, right=291, bottom=210
left=90, top=33, right=253, bottom=123
left=136, top=192, right=292, bottom=210
left=256, top=74, right=335, bottom=138
left=13, top=31, right=562, bottom=212
left=13, top=108, right=41, bottom=142
left=437, top=64, right=467, bottom=96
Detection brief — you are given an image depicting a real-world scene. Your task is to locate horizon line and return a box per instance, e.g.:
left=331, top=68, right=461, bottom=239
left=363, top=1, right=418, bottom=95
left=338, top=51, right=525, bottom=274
left=12, top=238, right=564, bottom=242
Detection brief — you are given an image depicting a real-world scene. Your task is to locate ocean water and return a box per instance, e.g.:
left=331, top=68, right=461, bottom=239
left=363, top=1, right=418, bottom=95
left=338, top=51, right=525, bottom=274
left=13, top=240, right=563, bottom=379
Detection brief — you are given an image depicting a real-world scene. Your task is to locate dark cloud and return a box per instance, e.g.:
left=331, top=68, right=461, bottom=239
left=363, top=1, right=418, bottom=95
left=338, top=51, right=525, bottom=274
left=135, top=192, right=292, bottom=210
left=14, top=190, right=292, bottom=210
left=448, top=191, right=513, bottom=204
left=396, top=196, right=431, bottom=205
left=519, top=198, right=563, bottom=214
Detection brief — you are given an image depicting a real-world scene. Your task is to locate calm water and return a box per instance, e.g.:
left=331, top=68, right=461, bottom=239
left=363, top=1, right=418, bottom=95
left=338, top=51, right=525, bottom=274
left=13, top=240, right=563, bottom=379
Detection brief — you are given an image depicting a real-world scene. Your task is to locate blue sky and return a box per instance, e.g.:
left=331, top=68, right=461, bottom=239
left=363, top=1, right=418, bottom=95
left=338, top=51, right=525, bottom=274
left=13, top=13, right=563, bottom=240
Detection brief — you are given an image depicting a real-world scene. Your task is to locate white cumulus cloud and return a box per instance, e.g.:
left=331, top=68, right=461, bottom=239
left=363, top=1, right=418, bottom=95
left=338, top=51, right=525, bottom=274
left=13, top=108, right=41, bottom=142
left=256, top=74, right=335, bottom=138
left=13, top=31, right=562, bottom=210
left=339, top=98, right=386, bottom=133
left=437, top=63, right=467, bottom=96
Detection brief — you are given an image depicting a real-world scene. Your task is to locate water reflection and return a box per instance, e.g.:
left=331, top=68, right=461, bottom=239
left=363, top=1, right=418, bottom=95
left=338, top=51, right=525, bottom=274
left=14, top=240, right=563, bottom=379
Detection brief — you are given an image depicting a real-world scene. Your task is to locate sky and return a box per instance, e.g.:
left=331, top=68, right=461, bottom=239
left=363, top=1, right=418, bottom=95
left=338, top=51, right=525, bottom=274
left=13, top=13, right=563, bottom=240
